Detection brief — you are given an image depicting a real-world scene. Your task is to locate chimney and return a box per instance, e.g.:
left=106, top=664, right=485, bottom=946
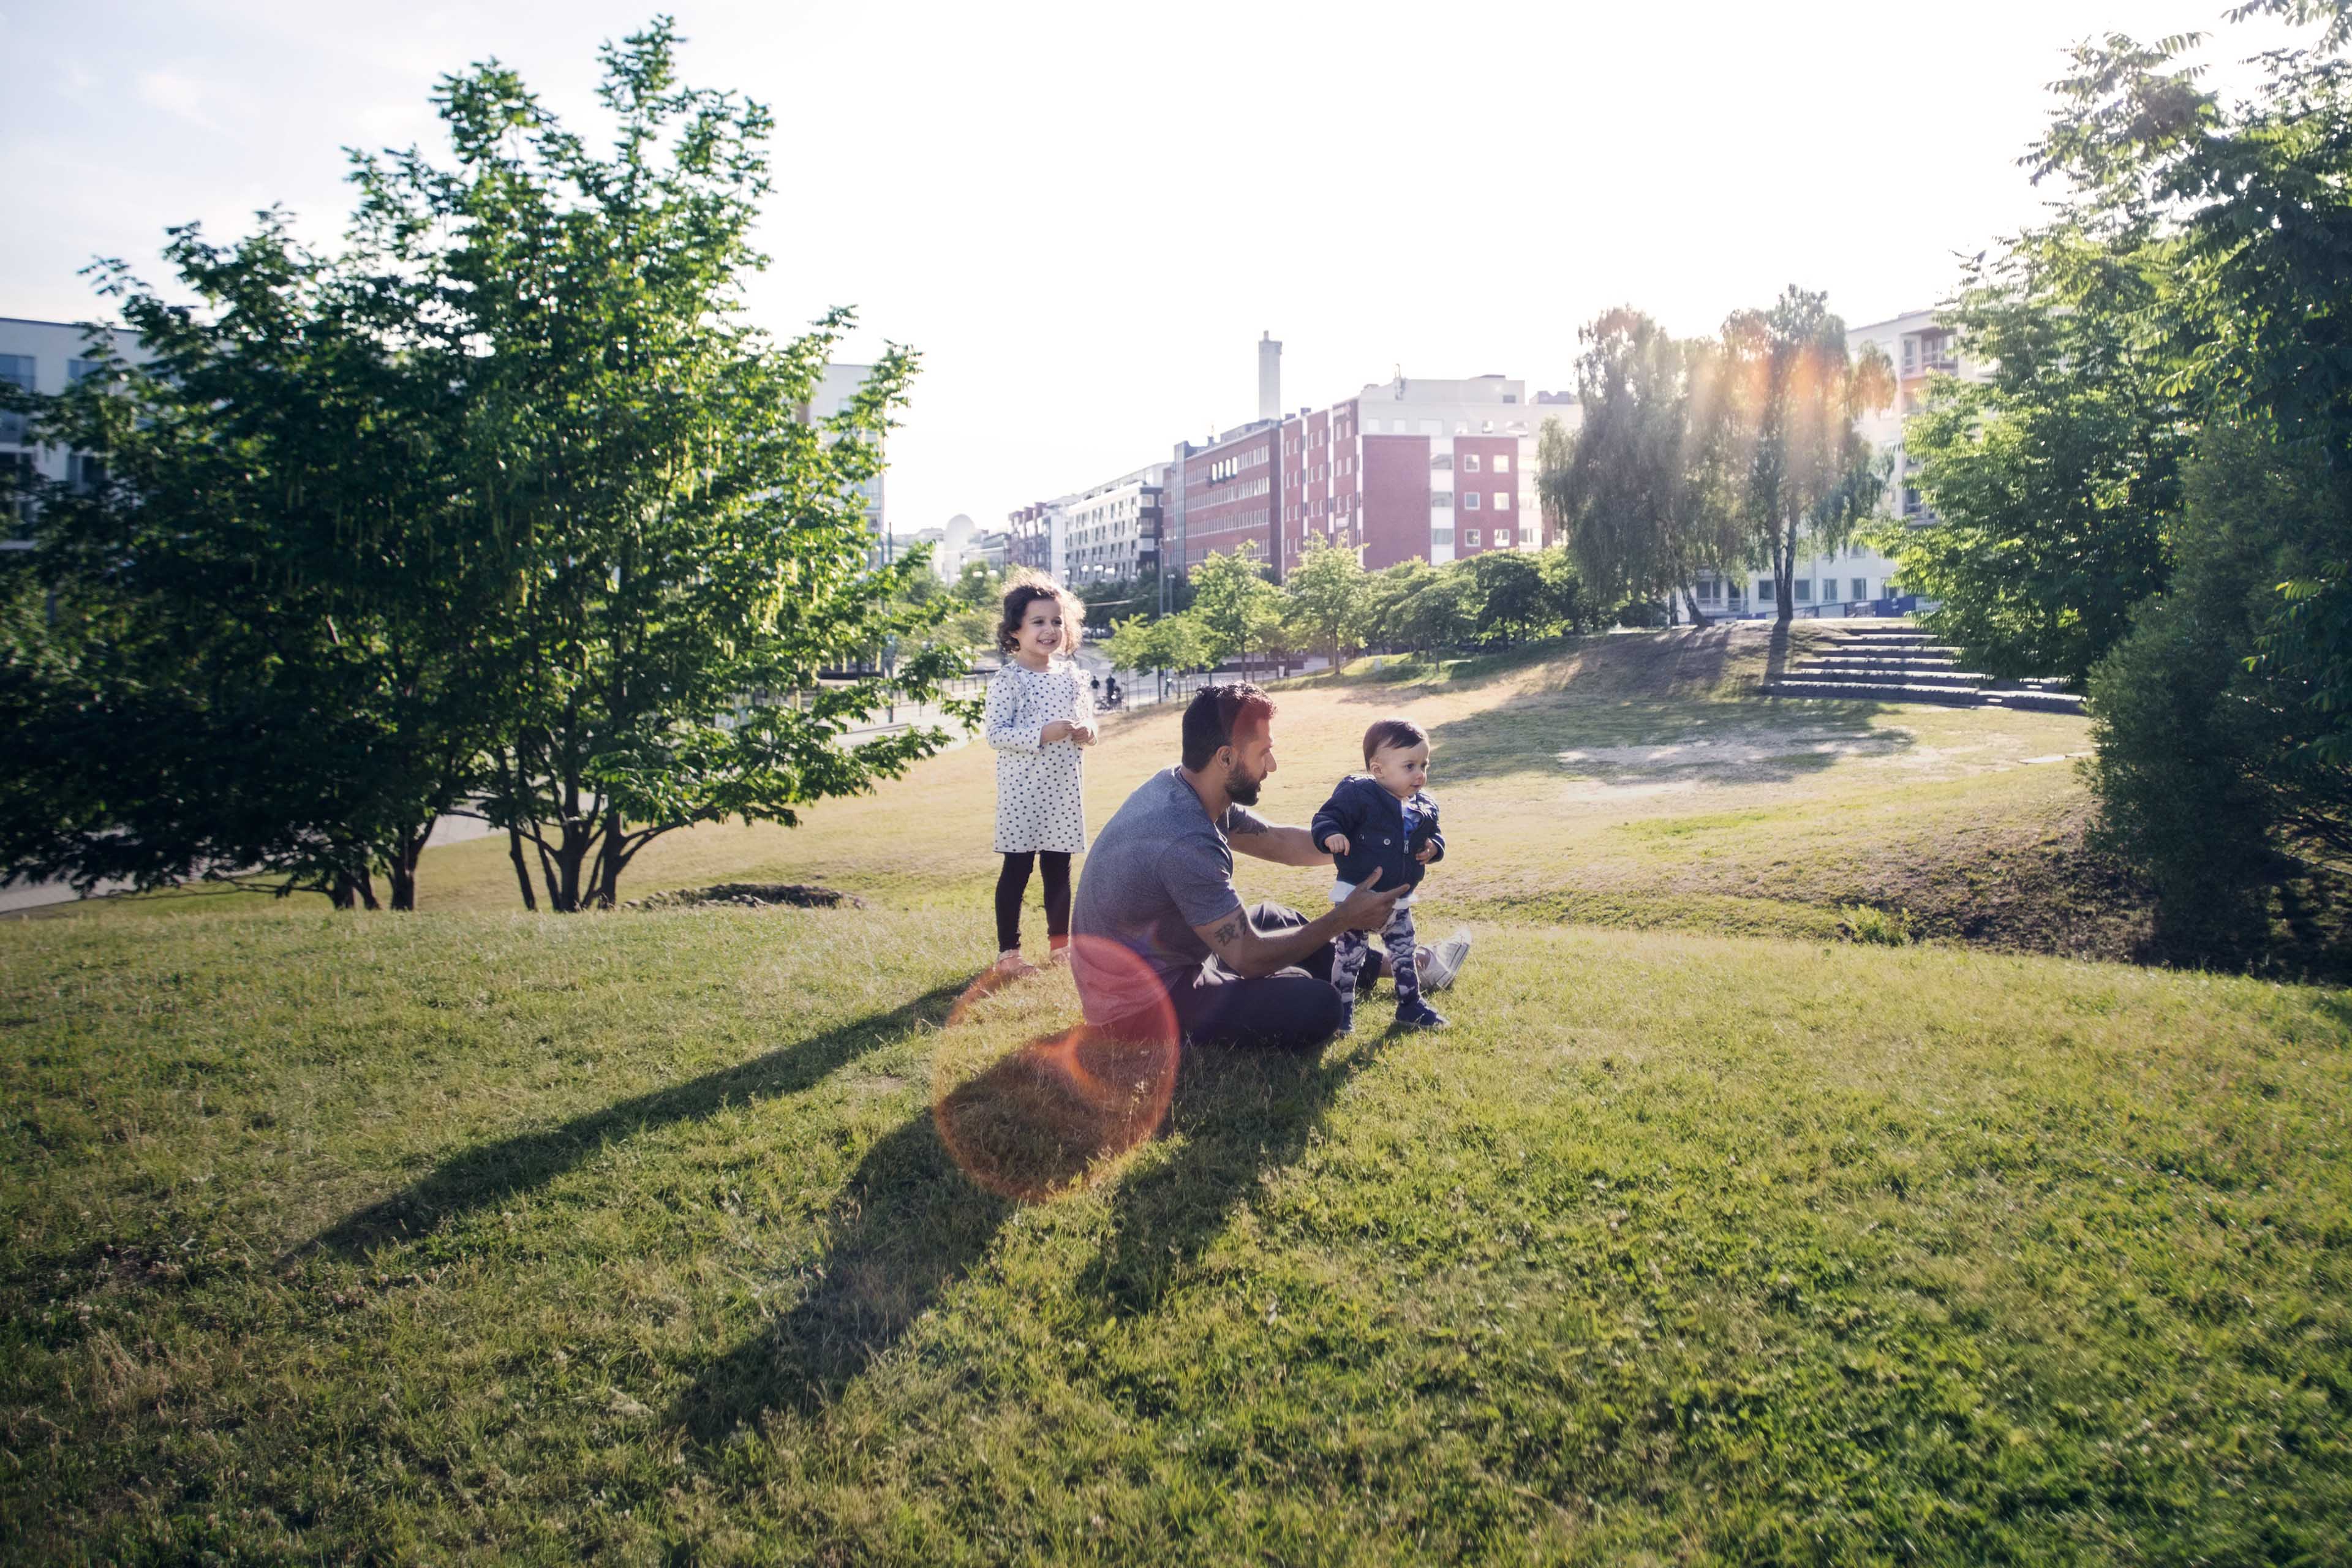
left=1257, top=331, right=1281, bottom=422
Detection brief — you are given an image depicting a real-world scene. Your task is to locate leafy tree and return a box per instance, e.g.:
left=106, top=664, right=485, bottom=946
left=1394, top=564, right=1483, bottom=654
left=1469, top=549, right=1550, bottom=646
left=1188, top=543, right=1284, bottom=677
left=1541, top=309, right=1744, bottom=626
left=1283, top=535, right=1370, bottom=667
left=2, top=21, right=969, bottom=914
left=2084, top=423, right=2351, bottom=960
left=1718, top=288, right=1896, bottom=623
left=2036, top=3, right=2352, bottom=755
left=2, top=216, right=509, bottom=910
left=1875, top=230, right=2187, bottom=684
left=1360, top=559, right=1438, bottom=652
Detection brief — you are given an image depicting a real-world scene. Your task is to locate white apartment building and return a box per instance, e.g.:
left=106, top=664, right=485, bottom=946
left=1, top=317, right=148, bottom=549
left=804, top=360, right=888, bottom=546
left=1060, top=464, right=1167, bottom=586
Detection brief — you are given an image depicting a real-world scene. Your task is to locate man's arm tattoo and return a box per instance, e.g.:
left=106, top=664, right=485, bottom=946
left=1211, top=917, right=1242, bottom=947
left=1227, top=814, right=1267, bottom=834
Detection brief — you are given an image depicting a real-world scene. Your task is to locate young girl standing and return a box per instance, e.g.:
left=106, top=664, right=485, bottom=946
left=984, top=573, right=1096, bottom=976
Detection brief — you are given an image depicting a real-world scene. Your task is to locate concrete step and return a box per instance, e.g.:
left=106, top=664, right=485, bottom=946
left=1818, top=636, right=1959, bottom=655
left=1792, top=665, right=1983, bottom=688
left=1803, top=654, right=1970, bottom=673
left=1762, top=677, right=1989, bottom=707
left=1982, top=690, right=2087, bottom=715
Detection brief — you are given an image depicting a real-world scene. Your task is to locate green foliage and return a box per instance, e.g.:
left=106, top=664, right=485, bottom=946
left=1879, top=231, right=2186, bottom=685
left=0, top=22, right=967, bottom=914
left=1281, top=535, right=1370, bottom=666
left=2, top=211, right=508, bottom=910
left=1102, top=610, right=1210, bottom=679
left=2083, top=424, right=2352, bottom=960
left=1836, top=903, right=1915, bottom=946
left=1186, top=543, right=1285, bottom=673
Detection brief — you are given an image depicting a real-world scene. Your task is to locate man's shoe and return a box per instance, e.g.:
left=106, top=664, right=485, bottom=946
left=1418, top=929, right=1473, bottom=992
left=1394, top=1000, right=1449, bottom=1030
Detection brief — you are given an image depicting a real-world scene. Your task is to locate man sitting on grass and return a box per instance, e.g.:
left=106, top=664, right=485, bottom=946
left=1069, top=682, right=1472, bottom=1050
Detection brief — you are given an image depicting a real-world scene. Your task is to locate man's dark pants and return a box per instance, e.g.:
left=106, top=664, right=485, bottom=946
left=1108, top=901, right=1381, bottom=1052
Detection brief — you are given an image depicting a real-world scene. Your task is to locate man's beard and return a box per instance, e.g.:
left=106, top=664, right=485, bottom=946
left=1226, top=764, right=1263, bottom=807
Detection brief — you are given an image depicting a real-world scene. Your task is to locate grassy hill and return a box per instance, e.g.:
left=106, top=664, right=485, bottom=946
left=100, top=624, right=2140, bottom=960
left=6, top=627, right=2350, bottom=1563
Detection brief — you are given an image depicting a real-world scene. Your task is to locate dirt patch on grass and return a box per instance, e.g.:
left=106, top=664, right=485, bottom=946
left=629, top=883, right=865, bottom=911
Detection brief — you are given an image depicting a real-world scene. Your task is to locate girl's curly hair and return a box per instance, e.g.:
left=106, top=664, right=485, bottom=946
left=997, top=570, right=1084, bottom=656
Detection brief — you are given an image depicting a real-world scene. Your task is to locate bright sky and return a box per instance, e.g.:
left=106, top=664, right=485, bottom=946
left=0, top=1, right=2305, bottom=541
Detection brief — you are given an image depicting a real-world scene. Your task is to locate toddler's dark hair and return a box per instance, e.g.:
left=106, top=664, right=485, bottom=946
left=997, top=571, right=1083, bottom=655
left=1362, top=717, right=1429, bottom=766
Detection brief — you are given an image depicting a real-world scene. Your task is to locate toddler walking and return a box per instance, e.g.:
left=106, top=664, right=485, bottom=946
left=983, top=573, right=1096, bottom=978
left=1313, top=718, right=1455, bottom=1031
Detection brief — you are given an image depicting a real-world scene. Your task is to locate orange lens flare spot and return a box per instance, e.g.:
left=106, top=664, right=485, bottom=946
left=931, top=936, right=1178, bottom=1202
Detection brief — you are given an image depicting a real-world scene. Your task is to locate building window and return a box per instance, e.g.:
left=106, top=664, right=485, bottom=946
left=1794, top=579, right=1812, bottom=602
left=1494, top=529, right=1512, bottom=547
left=1453, top=422, right=1469, bottom=435
left=1493, top=454, right=1510, bottom=474
left=1464, top=529, right=1482, bottom=548
left=1431, top=491, right=1453, bottom=509
left=1430, top=453, right=1451, bottom=470
left=1463, top=453, right=1481, bottom=473
left=1461, top=491, right=1480, bottom=510
left=1757, top=579, right=1776, bottom=603
left=1493, top=492, right=1510, bottom=511
left=1852, top=577, right=1868, bottom=601
left=1433, top=526, right=1453, bottom=548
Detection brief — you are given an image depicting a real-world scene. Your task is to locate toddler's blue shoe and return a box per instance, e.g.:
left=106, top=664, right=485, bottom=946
left=1393, top=1000, right=1448, bottom=1030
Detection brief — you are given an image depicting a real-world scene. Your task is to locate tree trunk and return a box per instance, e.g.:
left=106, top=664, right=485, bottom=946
left=386, top=821, right=430, bottom=912
left=594, top=808, right=625, bottom=908
left=1774, top=520, right=1796, bottom=625
left=353, top=866, right=381, bottom=911
left=508, top=823, right=538, bottom=911
left=547, top=821, right=591, bottom=913
left=1681, top=587, right=1710, bottom=628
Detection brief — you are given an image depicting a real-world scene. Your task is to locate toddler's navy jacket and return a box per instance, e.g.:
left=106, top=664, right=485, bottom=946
left=1311, top=774, right=1444, bottom=894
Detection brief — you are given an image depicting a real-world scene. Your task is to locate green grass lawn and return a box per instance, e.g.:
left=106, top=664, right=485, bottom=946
left=7, top=628, right=2351, bottom=1562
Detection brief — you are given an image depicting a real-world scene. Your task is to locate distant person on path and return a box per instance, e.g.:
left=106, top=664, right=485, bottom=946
left=1069, top=683, right=1472, bottom=1049
left=1313, top=717, right=1459, bottom=1033
left=984, top=573, right=1096, bottom=979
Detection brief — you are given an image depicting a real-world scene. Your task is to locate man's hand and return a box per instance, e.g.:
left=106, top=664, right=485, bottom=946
left=1335, top=867, right=1406, bottom=932
left=1040, top=720, right=1074, bottom=744
left=1414, top=841, right=1436, bottom=862
left=1324, top=833, right=1351, bottom=856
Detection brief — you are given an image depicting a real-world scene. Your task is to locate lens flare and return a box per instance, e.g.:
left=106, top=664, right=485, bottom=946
left=932, top=936, right=1179, bottom=1202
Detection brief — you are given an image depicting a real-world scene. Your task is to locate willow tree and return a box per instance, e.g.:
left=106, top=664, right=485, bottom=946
left=1718, top=288, right=1896, bottom=623
left=1540, top=309, right=1747, bottom=626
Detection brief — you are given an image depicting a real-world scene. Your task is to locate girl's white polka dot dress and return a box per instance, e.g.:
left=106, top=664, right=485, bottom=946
left=984, top=659, right=1091, bottom=854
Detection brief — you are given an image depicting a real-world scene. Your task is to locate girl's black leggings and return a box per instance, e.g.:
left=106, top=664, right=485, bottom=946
left=995, top=851, right=1071, bottom=952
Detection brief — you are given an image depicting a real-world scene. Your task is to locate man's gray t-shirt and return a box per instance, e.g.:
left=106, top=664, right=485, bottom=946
left=1070, top=766, right=1270, bottom=1024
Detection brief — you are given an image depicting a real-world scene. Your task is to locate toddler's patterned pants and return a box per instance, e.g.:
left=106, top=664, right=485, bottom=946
left=1330, top=903, right=1420, bottom=1030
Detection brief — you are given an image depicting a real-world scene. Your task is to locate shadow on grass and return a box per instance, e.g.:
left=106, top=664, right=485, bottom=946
left=671, top=1017, right=1394, bottom=1436
left=1079, top=1030, right=1394, bottom=1316
left=673, top=1024, right=1178, bottom=1436
left=290, top=980, right=967, bottom=1263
